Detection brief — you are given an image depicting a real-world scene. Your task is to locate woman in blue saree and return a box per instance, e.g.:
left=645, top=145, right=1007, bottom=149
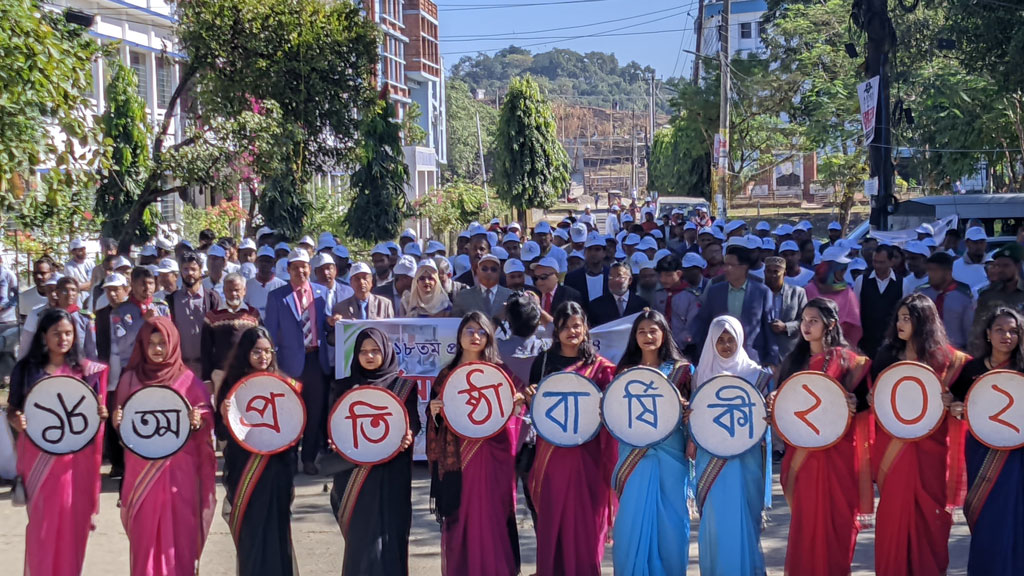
left=691, top=315, right=771, bottom=576
left=611, top=309, right=692, bottom=575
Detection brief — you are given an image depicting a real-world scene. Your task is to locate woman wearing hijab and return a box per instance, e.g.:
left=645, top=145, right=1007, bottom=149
left=331, top=327, right=419, bottom=576
left=869, top=293, right=969, bottom=576
left=952, top=307, right=1024, bottom=575
left=401, top=260, right=451, bottom=318
left=804, top=249, right=862, bottom=347
left=525, top=301, right=618, bottom=576
left=217, top=326, right=299, bottom=576
left=691, top=315, right=772, bottom=575
left=774, top=298, right=871, bottom=575
left=113, top=316, right=217, bottom=576
left=426, top=311, right=521, bottom=576
left=611, top=310, right=692, bottom=575
left=7, top=308, right=109, bottom=576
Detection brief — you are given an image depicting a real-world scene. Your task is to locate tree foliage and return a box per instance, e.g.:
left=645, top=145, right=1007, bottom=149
left=0, top=0, right=108, bottom=228
left=415, top=181, right=500, bottom=235
left=493, top=76, right=571, bottom=216
left=343, top=97, right=411, bottom=243
left=445, top=78, right=499, bottom=185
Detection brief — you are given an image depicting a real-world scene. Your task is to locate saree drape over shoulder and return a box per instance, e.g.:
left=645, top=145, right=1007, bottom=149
left=872, top=347, right=969, bottom=576
left=12, top=360, right=108, bottom=576
left=610, top=361, right=692, bottom=576
left=427, top=362, right=521, bottom=576
left=781, top=347, right=872, bottom=576
left=529, top=354, right=618, bottom=576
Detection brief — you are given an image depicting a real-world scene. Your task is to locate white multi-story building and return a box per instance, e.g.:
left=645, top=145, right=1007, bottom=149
left=698, top=0, right=769, bottom=59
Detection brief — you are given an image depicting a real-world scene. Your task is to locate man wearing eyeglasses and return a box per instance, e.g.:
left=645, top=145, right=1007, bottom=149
left=530, top=256, right=584, bottom=325
left=451, top=254, right=513, bottom=319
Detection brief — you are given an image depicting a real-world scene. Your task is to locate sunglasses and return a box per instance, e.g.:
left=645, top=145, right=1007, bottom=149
left=479, top=266, right=500, bottom=273
left=535, top=273, right=555, bottom=281
left=463, top=328, right=489, bottom=338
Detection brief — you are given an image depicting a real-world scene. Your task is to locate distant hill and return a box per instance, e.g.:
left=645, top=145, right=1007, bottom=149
left=449, top=46, right=674, bottom=115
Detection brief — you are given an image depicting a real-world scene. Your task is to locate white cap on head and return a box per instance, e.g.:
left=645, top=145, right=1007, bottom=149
left=155, top=237, right=175, bottom=251
left=965, top=226, right=987, bottom=242
left=208, top=244, right=227, bottom=259
left=310, top=253, right=334, bottom=269
left=725, top=237, right=748, bottom=250
left=503, top=233, right=521, bottom=245
left=623, top=233, right=641, bottom=246
left=621, top=213, right=634, bottom=224
left=779, top=240, right=800, bottom=253
left=394, top=256, right=417, bottom=277
left=698, top=226, right=714, bottom=236
left=275, top=242, right=291, bottom=252
left=333, top=245, right=350, bottom=258
left=257, top=246, right=276, bottom=259
left=349, top=262, right=372, bottom=277
left=156, top=259, right=179, bottom=274
left=724, top=220, right=747, bottom=234
left=774, top=224, right=794, bottom=236
left=915, top=223, right=935, bottom=235
left=904, top=240, right=930, bottom=258
left=403, top=243, right=423, bottom=257
left=553, top=228, right=570, bottom=241
left=426, top=240, right=446, bottom=254
left=256, top=226, right=275, bottom=239
left=490, top=217, right=501, bottom=226
left=531, top=256, right=560, bottom=272
left=469, top=223, right=488, bottom=237
left=140, top=245, right=158, bottom=257
left=629, top=252, right=653, bottom=274
left=921, top=237, right=937, bottom=248
left=653, top=249, right=673, bottom=264
left=756, top=221, right=771, bottom=231
left=570, top=225, right=587, bottom=243
left=240, top=238, right=257, bottom=251
left=649, top=229, right=664, bottom=239
left=70, top=238, right=86, bottom=251
left=712, top=229, right=726, bottom=241
left=821, top=246, right=851, bottom=264
left=521, top=241, right=541, bottom=262
left=682, top=252, right=707, bottom=269
left=684, top=222, right=697, bottom=231
left=298, top=235, right=315, bottom=247
left=316, top=232, right=337, bottom=252
left=585, top=235, right=605, bottom=249
left=416, top=259, right=438, bottom=273
left=849, top=258, right=868, bottom=271
left=615, top=247, right=627, bottom=260
left=637, top=237, right=658, bottom=251
left=610, top=205, right=620, bottom=212
left=371, top=244, right=390, bottom=257
left=762, top=238, right=777, bottom=250
left=401, top=228, right=417, bottom=240
left=504, top=258, right=525, bottom=274
left=828, top=221, right=842, bottom=231
left=507, top=221, right=522, bottom=231
left=178, top=239, right=195, bottom=250
left=568, top=250, right=584, bottom=261
left=796, top=220, right=813, bottom=231
left=487, top=231, right=499, bottom=247
left=458, top=230, right=471, bottom=240
left=491, top=246, right=509, bottom=260
left=112, top=255, right=133, bottom=270
left=534, top=221, right=553, bottom=235
left=287, top=248, right=310, bottom=263
left=102, top=272, right=129, bottom=288
left=453, top=254, right=471, bottom=277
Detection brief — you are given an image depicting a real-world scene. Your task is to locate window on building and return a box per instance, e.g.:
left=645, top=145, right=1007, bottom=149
left=156, top=57, right=175, bottom=109
left=740, top=22, right=753, bottom=39
left=129, top=51, right=149, bottom=104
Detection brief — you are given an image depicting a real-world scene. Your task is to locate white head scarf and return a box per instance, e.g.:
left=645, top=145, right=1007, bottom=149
left=401, top=263, right=451, bottom=316
left=692, top=315, right=764, bottom=390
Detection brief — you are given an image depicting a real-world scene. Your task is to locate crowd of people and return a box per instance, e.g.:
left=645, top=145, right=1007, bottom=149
left=2, top=199, right=1024, bottom=575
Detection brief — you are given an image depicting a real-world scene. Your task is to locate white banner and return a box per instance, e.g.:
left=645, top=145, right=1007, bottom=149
left=334, top=313, right=640, bottom=459
left=858, top=76, right=880, bottom=145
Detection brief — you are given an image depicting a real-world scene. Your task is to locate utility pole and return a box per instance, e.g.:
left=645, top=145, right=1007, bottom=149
left=693, top=0, right=705, bottom=83
left=860, top=0, right=895, bottom=231
left=630, top=101, right=637, bottom=195
left=716, top=0, right=731, bottom=218
left=475, top=112, right=488, bottom=193
left=649, top=74, right=655, bottom=140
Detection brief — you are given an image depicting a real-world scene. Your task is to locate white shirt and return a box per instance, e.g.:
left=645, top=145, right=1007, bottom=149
left=953, top=256, right=988, bottom=291
left=585, top=273, right=604, bottom=301
left=17, top=287, right=48, bottom=320
left=64, top=258, right=94, bottom=286
left=544, top=245, right=569, bottom=274
left=239, top=262, right=257, bottom=280
left=274, top=258, right=290, bottom=282
left=202, top=276, right=225, bottom=299
left=18, top=303, right=49, bottom=359
left=245, top=276, right=287, bottom=319
left=784, top=267, right=814, bottom=288
left=853, top=270, right=894, bottom=299
left=605, top=214, right=620, bottom=237
left=903, top=273, right=929, bottom=295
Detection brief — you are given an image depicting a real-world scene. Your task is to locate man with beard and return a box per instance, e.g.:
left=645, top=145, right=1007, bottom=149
left=245, top=246, right=287, bottom=320
left=63, top=238, right=94, bottom=308
left=764, top=255, right=807, bottom=361
left=201, top=272, right=260, bottom=388
left=111, top=266, right=171, bottom=374
left=167, top=251, right=221, bottom=377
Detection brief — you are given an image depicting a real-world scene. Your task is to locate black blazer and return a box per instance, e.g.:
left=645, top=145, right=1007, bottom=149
left=563, top=266, right=609, bottom=306
left=588, top=291, right=649, bottom=326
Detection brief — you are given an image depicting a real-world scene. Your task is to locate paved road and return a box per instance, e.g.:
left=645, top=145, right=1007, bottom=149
left=0, top=453, right=971, bottom=575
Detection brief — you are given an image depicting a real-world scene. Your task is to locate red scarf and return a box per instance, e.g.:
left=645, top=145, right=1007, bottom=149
left=663, top=281, right=688, bottom=320
left=129, top=294, right=153, bottom=314
left=934, top=280, right=958, bottom=318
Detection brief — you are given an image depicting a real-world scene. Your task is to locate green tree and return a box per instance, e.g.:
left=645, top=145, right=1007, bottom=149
left=444, top=79, right=499, bottom=184
left=415, top=181, right=499, bottom=235
left=493, top=76, right=571, bottom=219
left=343, top=97, right=411, bottom=242
left=95, top=62, right=159, bottom=247
left=648, top=123, right=712, bottom=199
left=115, top=0, right=379, bottom=249
left=0, top=0, right=108, bottom=228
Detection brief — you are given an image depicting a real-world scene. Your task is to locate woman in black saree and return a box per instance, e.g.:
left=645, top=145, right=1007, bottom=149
left=330, top=327, right=420, bottom=576
left=217, top=325, right=300, bottom=576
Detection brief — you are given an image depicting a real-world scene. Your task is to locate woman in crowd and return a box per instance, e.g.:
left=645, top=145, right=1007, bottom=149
left=401, top=260, right=451, bottom=318
left=611, top=310, right=692, bottom=575
left=217, top=326, right=299, bottom=576
left=804, top=253, right=862, bottom=347
left=526, top=301, right=618, bottom=576
left=7, top=308, right=109, bottom=576
left=952, top=307, right=1024, bottom=575
left=114, top=316, right=217, bottom=576
left=426, top=312, right=521, bottom=576
left=331, top=327, right=419, bottom=576
left=870, top=293, right=969, bottom=575
left=692, top=315, right=772, bottom=575
left=775, top=298, right=872, bottom=575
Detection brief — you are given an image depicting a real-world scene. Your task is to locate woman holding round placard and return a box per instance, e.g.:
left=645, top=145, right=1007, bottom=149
left=426, top=311, right=522, bottom=576
left=524, top=301, right=618, bottom=576
left=775, top=298, right=872, bottom=575
left=950, top=307, right=1024, bottom=575
left=869, top=293, right=969, bottom=576
left=7, top=308, right=109, bottom=576
left=330, top=327, right=419, bottom=576
left=112, top=316, right=217, bottom=576
left=691, top=315, right=772, bottom=576
left=217, top=326, right=300, bottom=576
left=610, top=309, right=693, bottom=575
left=401, top=260, right=451, bottom=318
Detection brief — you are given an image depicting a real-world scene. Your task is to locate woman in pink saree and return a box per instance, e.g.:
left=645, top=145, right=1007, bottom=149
left=113, top=316, right=217, bottom=576
left=526, top=301, right=618, bottom=576
left=7, top=308, right=109, bottom=576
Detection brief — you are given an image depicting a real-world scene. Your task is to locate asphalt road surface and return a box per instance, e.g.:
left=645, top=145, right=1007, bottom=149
left=0, top=453, right=971, bottom=575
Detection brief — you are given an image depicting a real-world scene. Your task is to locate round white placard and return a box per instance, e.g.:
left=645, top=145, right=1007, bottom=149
left=120, top=386, right=192, bottom=460
left=531, top=372, right=603, bottom=447
left=773, top=371, right=852, bottom=450
left=225, top=372, right=306, bottom=455
left=872, top=361, right=945, bottom=441
left=966, top=369, right=1024, bottom=450
left=23, top=375, right=101, bottom=455
left=441, top=362, right=516, bottom=440
left=330, top=386, right=410, bottom=465
left=602, top=366, right=682, bottom=448
left=689, top=375, right=767, bottom=458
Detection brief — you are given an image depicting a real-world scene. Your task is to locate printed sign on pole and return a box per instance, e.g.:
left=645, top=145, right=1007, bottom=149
left=858, top=76, right=881, bottom=145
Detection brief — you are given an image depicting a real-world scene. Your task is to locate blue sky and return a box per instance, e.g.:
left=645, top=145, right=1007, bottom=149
left=438, top=0, right=701, bottom=80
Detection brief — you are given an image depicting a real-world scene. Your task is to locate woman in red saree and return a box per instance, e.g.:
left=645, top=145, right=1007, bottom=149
left=113, top=316, right=217, bottom=576
left=869, top=293, right=969, bottom=575
left=427, top=311, right=521, bottom=576
left=525, top=301, right=618, bottom=576
left=775, top=297, right=872, bottom=576
left=7, top=308, right=109, bottom=576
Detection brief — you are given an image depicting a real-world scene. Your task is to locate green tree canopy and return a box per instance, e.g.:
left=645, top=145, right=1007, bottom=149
left=445, top=78, right=499, bottom=185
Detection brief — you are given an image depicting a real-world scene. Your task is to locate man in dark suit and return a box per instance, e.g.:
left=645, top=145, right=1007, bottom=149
left=264, top=249, right=331, bottom=475
left=332, top=262, right=396, bottom=320
left=455, top=225, right=491, bottom=287
left=371, top=256, right=414, bottom=316
left=564, top=235, right=609, bottom=311
left=532, top=256, right=584, bottom=320
left=451, top=254, right=513, bottom=319
left=589, top=262, right=648, bottom=326
left=691, top=241, right=779, bottom=366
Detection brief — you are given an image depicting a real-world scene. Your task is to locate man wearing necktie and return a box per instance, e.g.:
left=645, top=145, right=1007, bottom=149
left=588, top=262, right=650, bottom=326
left=330, top=262, right=395, bottom=323
left=265, top=249, right=331, bottom=475
left=529, top=256, right=584, bottom=325
left=451, top=254, right=513, bottom=319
